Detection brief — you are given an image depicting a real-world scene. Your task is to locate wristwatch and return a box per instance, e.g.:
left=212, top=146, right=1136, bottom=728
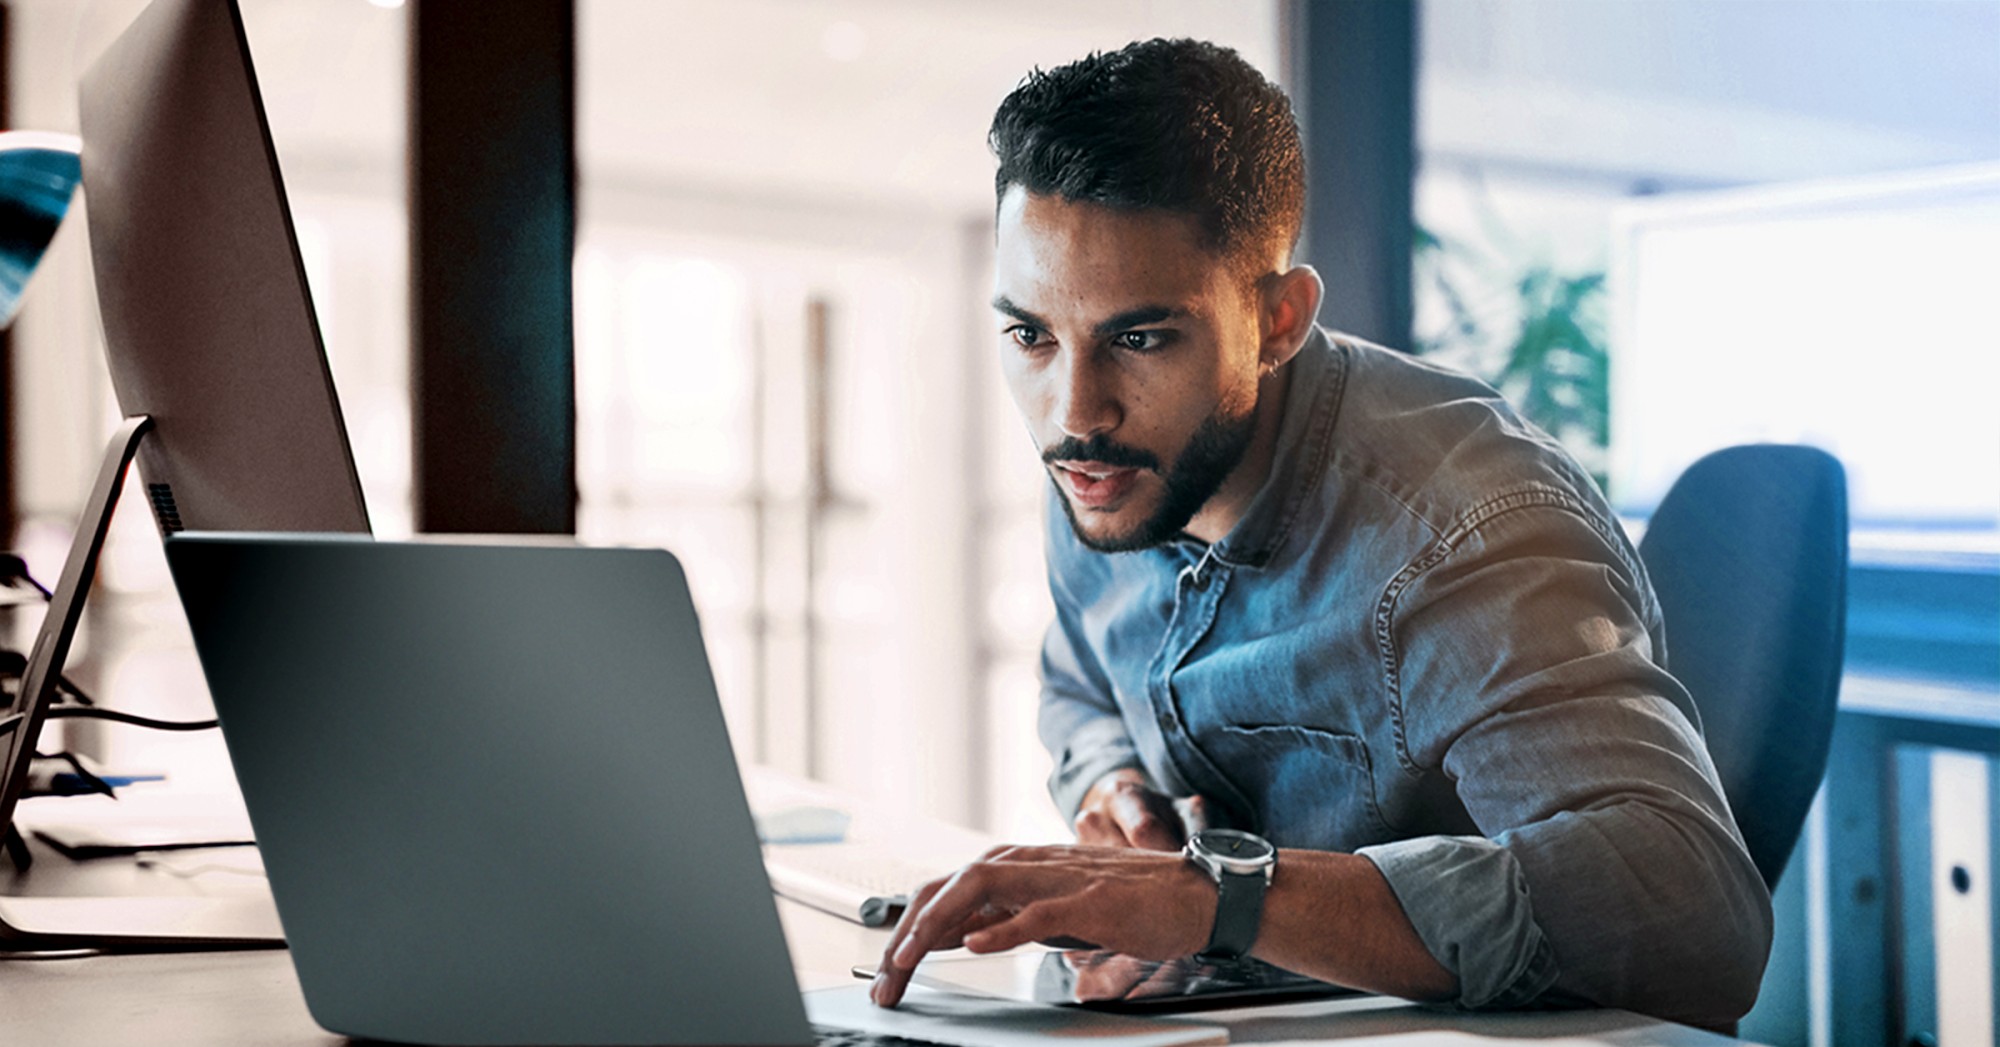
left=1183, top=828, right=1276, bottom=961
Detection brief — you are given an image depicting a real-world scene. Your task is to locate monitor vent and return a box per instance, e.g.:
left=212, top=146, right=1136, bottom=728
left=147, top=483, right=184, bottom=534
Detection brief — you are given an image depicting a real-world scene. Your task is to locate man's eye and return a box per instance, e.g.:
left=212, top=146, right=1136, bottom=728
left=1007, top=325, right=1047, bottom=348
left=1115, top=330, right=1168, bottom=353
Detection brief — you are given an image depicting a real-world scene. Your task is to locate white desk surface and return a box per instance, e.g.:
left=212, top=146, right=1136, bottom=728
left=0, top=773, right=1760, bottom=1047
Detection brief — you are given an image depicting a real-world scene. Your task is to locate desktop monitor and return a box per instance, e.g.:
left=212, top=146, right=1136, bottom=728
left=79, top=0, right=371, bottom=534
left=1609, top=162, right=2000, bottom=550
left=0, top=0, right=370, bottom=934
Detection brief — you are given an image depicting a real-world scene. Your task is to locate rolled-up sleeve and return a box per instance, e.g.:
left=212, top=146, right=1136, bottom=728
left=1357, top=834, right=1559, bottom=1008
left=1374, top=494, right=1772, bottom=1027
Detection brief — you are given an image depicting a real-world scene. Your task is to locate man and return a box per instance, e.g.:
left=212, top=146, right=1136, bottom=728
left=871, top=39, right=1771, bottom=1027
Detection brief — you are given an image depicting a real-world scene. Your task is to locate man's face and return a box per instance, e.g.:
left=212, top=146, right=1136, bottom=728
left=994, top=187, right=1265, bottom=552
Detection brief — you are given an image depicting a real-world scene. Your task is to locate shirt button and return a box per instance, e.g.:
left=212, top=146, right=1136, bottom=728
left=1158, top=709, right=1178, bottom=732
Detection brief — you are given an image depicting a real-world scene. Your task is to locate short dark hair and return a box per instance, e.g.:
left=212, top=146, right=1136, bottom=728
left=988, top=38, right=1305, bottom=271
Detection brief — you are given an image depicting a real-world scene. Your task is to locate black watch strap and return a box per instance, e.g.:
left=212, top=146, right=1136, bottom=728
left=1198, top=867, right=1267, bottom=961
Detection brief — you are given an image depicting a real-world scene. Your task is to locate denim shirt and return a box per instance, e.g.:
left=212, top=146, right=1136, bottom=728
left=1037, top=328, right=1773, bottom=1026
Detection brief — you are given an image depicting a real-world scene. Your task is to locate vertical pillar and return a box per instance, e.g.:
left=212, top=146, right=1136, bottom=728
left=410, top=0, right=576, bottom=533
left=1293, top=0, right=1416, bottom=350
left=803, top=296, right=830, bottom=779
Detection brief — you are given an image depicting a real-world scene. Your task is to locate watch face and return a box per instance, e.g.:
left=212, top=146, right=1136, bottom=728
left=1193, top=829, right=1274, bottom=873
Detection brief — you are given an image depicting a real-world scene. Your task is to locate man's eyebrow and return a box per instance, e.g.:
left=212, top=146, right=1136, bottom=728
left=991, top=296, right=1046, bottom=327
left=989, top=298, right=1183, bottom=338
left=1091, top=306, right=1178, bottom=337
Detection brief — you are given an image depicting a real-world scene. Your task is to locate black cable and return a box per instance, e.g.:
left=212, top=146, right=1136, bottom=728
left=0, top=562, right=209, bottom=734
left=0, top=656, right=97, bottom=707
left=0, top=556, right=94, bottom=706
left=32, top=749, right=115, bottom=798
left=55, top=674, right=98, bottom=707
left=43, top=706, right=216, bottom=732
left=0, top=553, right=52, bottom=599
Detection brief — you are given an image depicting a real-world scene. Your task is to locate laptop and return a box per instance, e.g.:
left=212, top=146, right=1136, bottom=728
left=164, top=534, right=1226, bottom=1046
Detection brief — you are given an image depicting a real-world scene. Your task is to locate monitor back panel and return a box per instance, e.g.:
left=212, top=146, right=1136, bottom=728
left=79, top=0, right=368, bottom=534
left=166, top=536, right=810, bottom=1046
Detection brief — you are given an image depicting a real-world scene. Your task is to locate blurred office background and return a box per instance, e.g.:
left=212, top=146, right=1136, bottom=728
left=3, top=2, right=1998, bottom=1044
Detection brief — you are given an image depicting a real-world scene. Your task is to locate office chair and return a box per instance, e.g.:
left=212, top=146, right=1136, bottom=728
left=1637, top=444, right=1848, bottom=888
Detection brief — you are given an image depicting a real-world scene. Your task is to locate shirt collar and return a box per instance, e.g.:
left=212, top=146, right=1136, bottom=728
left=1207, top=325, right=1349, bottom=569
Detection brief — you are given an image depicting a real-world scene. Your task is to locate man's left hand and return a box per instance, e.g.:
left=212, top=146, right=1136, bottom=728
left=869, top=844, right=1216, bottom=1008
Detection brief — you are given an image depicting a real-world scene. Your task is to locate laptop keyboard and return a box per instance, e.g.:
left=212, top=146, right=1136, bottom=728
left=813, top=1022, right=957, bottom=1047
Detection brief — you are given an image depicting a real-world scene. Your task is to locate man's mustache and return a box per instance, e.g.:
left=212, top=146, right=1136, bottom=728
left=1041, top=435, right=1160, bottom=472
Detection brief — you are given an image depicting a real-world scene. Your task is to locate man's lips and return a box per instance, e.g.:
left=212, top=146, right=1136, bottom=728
left=1053, top=461, right=1143, bottom=508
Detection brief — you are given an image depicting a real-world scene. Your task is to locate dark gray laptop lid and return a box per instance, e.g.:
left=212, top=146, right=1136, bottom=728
left=166, top=535, right=812, bottom=1046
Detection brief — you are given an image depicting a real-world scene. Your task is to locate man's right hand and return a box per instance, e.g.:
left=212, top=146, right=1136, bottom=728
left=1072, top=768, right=1208, bottom=851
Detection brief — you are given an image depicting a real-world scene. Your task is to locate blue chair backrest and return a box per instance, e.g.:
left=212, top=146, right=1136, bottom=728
left=1637, top=444, right=1848, bottom=888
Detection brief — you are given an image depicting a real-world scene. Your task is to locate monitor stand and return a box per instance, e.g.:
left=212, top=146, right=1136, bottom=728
left=0, top=416, right=283, bottom=952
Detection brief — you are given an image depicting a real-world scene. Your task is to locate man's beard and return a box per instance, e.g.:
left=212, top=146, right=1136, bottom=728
left=1045, top=401, right=1258, bottom=553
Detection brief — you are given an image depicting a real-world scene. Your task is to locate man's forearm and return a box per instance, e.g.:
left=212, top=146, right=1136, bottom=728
left=871, top=843, right=1459, bottom=1010
left=1252, top=849, right=1457, bottom=1002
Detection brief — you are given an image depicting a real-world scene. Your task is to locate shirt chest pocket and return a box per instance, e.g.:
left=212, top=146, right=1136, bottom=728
left=1197, top=724, right=1392, bottom=851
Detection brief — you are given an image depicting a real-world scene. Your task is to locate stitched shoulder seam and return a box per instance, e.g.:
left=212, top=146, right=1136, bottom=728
left=1241, top=332, right=1352, bottom=567
left=1372, top=485, right=1603, bottom=777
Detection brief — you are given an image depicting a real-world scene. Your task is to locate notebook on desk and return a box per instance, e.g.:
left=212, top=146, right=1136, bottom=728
left=165, top=534, right=1225, bottom=1047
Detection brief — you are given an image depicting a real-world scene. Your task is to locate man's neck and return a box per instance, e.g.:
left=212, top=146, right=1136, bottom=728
left=1182, top=363, right=1293, bottom=545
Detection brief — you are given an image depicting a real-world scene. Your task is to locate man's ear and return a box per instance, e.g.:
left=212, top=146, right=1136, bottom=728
left=1259, top=265, right=1323, bottom=373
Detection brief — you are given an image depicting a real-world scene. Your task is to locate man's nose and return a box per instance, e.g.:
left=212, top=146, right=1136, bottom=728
left=1053, top=348, right=1120, bottom=439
